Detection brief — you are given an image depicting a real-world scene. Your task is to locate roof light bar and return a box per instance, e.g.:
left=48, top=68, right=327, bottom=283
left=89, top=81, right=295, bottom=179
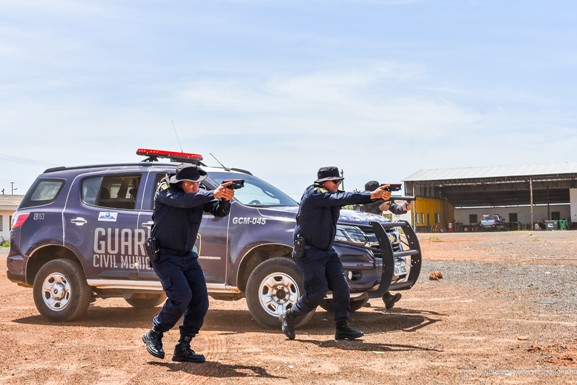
left=136, top=148, right=204, bottom=163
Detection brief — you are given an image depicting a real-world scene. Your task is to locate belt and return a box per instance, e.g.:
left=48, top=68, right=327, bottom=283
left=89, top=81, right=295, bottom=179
left=159, top=248, right=190, bottom=256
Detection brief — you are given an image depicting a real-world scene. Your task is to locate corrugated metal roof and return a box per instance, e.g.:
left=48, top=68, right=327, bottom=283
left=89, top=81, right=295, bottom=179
left=403, top=162, right=577, bottom=182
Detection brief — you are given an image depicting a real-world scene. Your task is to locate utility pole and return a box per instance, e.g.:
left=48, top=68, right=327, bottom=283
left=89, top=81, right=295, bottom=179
left=11, top=182, right=16, bottom=195
left=529, top=178, right=534, bottom=229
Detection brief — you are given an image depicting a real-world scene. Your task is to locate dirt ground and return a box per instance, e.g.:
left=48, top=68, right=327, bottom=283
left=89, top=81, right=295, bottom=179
left=1, top=231, right=577, bottom=384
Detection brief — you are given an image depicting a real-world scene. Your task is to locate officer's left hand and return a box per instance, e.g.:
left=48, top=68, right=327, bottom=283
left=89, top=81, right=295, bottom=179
left=214, top=182, right=235, bottom=201
left=379, top=201, right=392, bottom=211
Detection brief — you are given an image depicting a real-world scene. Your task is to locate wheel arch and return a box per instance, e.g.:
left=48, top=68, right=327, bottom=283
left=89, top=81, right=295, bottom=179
left=235, top=243, right=293, bottom=292
left=26, top=245, right=83, bottom=286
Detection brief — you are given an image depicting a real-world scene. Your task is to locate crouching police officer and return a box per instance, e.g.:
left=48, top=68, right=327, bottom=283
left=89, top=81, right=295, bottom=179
left=280, top=166, right=391, bottom=341
left=142, top=163, right=234, bottom=362
left=361, top=180, right=412, bottom=310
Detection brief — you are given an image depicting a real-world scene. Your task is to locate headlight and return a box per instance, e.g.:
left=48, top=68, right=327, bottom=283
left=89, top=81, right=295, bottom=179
left=335, top=224, right=369, bottom=246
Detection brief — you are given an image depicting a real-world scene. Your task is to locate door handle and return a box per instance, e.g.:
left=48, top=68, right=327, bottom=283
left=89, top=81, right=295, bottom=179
left=142, top=221, right=153, bottom=229
left=70, top=217, right=87, bottom=226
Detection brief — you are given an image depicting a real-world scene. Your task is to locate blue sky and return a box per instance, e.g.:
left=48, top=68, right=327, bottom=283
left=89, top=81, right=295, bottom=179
left=1, top=0, right=576, bottom=198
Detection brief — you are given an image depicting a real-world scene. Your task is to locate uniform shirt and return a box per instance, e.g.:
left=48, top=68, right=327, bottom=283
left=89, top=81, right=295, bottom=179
left=294, top=183, right=374, bottom=250
left=151, top=181, right=231, bottom=254
left=360, top=200, right=407, bottom=215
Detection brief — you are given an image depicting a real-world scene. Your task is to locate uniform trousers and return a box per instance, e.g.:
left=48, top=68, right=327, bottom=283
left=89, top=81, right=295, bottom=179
left=151, top=251, right=209, bottom=338
left=293, top=246, right=351, bottom=320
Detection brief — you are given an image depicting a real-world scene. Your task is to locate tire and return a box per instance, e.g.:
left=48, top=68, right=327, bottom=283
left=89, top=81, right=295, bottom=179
left=33, top=259, right=92, bottom=322
left=125, top=293, right=166, bottom=308
left=319, top=293, right=369, bottom=314
left=245, top=257, right=314, bottom=328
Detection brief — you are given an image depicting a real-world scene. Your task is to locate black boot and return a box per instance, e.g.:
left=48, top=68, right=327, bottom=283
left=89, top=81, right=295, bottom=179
left=172, top=336, right=206, bottom=363
left=279, top=308, right=297, bottom=340
left=335, top=318, right=364, bottom=340
left=142, top=326, right=165, bottom=359
left=383, top=291, right=402, bottom=310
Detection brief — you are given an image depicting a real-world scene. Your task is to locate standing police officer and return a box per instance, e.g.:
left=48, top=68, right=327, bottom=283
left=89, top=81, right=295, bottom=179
left=142, top=163, right=234, bottom=362
left=280, top=166, right=391, bottom=340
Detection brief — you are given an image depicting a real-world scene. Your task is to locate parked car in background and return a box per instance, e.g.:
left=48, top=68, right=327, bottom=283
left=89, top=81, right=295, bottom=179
left=479, top=214, right=506, bottom=230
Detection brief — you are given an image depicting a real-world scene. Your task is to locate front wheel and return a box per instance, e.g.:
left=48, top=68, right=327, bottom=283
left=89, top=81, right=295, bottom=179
left=245, top=257, right=314, bottom=328
left=33, top=259, right=92, bottom=322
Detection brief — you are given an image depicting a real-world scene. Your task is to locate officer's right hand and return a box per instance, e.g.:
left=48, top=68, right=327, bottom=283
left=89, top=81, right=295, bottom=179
left=214, top=181, right=235, bottom=201
left=370, top=185, right=391, bottom=201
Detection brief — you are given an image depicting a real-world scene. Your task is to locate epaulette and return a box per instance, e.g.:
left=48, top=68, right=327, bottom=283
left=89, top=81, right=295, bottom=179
left=313, top=187, right=328, bottom=193
left=157, top=173, right=172, bottom=191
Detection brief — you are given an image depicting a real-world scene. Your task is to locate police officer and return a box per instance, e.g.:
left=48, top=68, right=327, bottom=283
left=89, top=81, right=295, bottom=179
left=142, top=163, right=234, bottom=362
left=360, top=180, right=412, bottom=310
left=361, top=180, right=412, bottom=217
left=280, top=166, right=391, bottom=341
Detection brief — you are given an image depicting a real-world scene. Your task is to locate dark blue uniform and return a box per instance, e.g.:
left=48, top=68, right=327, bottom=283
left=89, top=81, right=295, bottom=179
left=360, top=199, right=407, bottom=215
left=150, top=180, right=230, bottom=338
left=292, top=182, right=373, bottom=320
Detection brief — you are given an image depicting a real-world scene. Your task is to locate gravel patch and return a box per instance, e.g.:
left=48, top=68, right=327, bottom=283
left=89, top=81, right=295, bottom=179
left=422, top=259, right=577, bottom=314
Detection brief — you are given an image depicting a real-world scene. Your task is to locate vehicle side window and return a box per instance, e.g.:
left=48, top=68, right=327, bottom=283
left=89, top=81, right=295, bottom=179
left=82, top=175, right=141, bottom=210
left=20, top=179, right=65, bottom=208
left=82, top=177, right=101, bottom=205
left=150, top=173, right=167, bottom=209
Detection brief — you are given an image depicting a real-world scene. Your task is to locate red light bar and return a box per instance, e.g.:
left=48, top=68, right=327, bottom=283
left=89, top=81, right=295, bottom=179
left=136, top=148, right=203, bottom=161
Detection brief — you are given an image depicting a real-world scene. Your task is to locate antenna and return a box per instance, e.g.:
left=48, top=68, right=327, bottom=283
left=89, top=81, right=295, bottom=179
left=171, top=120, right=184, bottom=152
left=210, top=153, right=230, bottom=171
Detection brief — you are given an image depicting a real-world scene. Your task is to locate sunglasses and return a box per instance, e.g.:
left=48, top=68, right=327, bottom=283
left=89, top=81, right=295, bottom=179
left=331, top=180, right=342, bottom=185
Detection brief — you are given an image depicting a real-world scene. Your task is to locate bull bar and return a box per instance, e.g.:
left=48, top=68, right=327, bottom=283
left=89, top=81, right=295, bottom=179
left=368, top=220, right=422, bottom=298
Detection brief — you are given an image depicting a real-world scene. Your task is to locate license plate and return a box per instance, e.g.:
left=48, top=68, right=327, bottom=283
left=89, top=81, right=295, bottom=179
left=394, top=257, right=407, bottom=276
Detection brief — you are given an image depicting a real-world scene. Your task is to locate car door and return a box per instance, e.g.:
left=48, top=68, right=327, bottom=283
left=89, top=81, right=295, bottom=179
left=135, top=170, right=229, bottom=284
left=63, top=171, right=144, bottom=281
left=196, top=201, right=230, bottom=284
left=136, top=169, right=161, bottom=281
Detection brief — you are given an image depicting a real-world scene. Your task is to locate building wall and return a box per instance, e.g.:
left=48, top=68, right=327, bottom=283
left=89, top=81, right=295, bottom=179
left=455, top=205, right=571, bottom=227
left=413, top=197, right=455, bottom=231
left=0, top=195, right=24, bottom=244
left=571, top=188, right=577, bottom=224
left=0, top=210, right=13, bottom=243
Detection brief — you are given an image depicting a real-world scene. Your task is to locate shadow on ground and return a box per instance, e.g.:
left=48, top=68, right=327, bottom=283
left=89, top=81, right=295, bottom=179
left=13, top=304, right=444, bottom=337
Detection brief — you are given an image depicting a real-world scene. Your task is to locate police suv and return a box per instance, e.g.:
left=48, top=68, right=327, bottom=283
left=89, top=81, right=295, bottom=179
left=7, top=149, right=422, bottom=328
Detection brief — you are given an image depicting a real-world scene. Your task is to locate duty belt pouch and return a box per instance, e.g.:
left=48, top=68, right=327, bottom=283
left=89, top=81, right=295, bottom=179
left=145, top=237, right=160, bottom=266
left=293, top=236, right=306, bottom=259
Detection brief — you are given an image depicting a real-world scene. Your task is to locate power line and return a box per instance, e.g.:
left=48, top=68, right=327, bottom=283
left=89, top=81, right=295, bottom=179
left=0, top=153, right=54, bottom=167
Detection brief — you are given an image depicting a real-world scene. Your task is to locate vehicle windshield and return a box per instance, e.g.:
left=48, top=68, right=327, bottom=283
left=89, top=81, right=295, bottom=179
left=207, top=172, right=298, bottom=207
